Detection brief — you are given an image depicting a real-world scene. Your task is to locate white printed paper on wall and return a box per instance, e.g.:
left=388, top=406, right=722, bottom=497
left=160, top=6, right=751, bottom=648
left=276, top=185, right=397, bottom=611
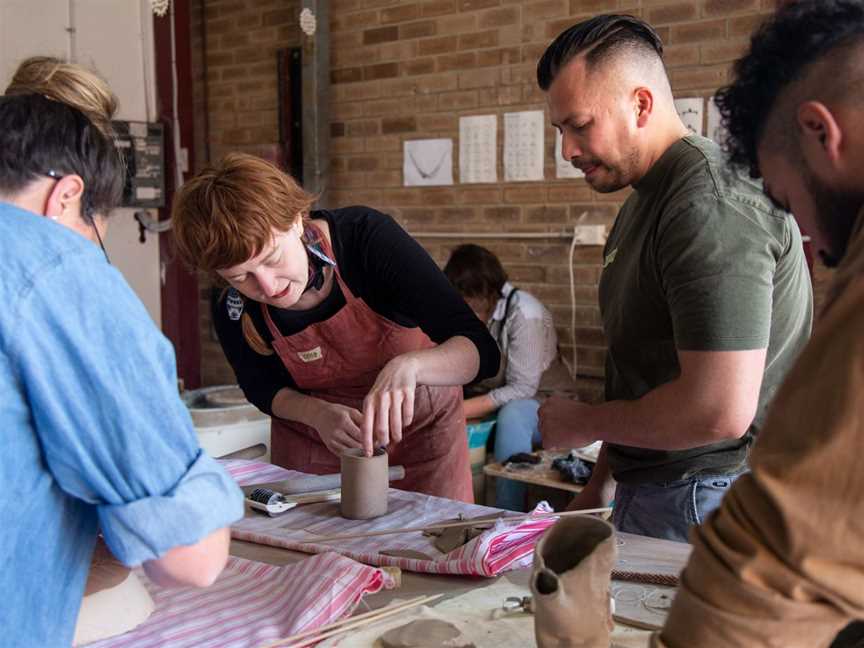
left=675, top=97, right=705, bottom=136
left=555, top=130, right=584, bottom=179
left=504, top=110, right=545, bottom=182
left=707, top=96, right=726, bottom=145
left=403, top=139, right=454, bottom=187
left=459, top=115, right=497, bottom=184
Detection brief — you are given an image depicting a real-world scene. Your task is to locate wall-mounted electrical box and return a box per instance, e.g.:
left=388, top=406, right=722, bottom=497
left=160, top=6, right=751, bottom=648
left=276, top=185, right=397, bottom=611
left=112, top=120, right=166, bottom=209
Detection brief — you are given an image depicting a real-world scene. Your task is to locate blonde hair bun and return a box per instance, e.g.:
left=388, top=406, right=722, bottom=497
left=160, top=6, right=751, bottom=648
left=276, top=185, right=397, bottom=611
left=5, top=56, right=118, bottom=137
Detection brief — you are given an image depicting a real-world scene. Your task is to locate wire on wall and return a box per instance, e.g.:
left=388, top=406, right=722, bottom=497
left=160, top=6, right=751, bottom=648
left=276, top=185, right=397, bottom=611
left=66, top=0, right=77, bottom=62
left=566, top=223, right=580, bottom=381
left=138, top=0, right=154, bottom=122
left=169, top=0, right=183, bottom=194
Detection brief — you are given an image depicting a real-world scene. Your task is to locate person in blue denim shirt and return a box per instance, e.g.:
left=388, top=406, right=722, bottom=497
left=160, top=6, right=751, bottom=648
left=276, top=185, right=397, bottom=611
left=0, top=64, right=243, bottom=647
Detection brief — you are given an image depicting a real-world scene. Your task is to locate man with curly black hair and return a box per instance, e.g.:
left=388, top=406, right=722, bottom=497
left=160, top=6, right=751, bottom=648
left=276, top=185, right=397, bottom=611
left=536, top=14, right=813, bottom=542
left=657, top=1, right=864, bottom=646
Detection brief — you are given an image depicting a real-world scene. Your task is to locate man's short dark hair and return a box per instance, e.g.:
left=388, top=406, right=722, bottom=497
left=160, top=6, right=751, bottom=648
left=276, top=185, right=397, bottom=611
left=716, top=0, right=864, bottom=177
left=443, top=244, right=508, bottom=300
left=0, top=94, right=123, bottom=217
left=537, top=14, right=664, bottom=91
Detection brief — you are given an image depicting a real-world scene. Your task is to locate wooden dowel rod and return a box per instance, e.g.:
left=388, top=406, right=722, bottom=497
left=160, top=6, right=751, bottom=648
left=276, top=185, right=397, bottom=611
left=257, top=596, right=415, bottom=648
left=260, top=593, right=443, bottom=648
left=294, top=507, right=612, bottom=543
left=257, top=594, right=435, bottom=648
left=612, top=613, right=663, bottom=631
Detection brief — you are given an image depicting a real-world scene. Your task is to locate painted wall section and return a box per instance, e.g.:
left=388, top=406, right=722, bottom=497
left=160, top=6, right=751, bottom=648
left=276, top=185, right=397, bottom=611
left=0, top=0, right=162, bottom=327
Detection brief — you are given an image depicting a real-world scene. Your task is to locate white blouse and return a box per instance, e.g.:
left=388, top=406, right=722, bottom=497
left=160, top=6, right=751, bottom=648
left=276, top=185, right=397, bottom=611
left=482, top=282, right=558, bottom=406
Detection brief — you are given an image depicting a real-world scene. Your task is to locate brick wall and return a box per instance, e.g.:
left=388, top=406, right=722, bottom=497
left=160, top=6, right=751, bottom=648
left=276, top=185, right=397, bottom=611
left=325, top=0, right=781, bottom=400
left=194, top=0, right=832, bottom=394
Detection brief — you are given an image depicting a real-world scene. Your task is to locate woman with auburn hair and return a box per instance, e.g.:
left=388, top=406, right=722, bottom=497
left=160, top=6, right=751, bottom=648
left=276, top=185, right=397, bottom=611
left=172, top=153, right=499, bottom=502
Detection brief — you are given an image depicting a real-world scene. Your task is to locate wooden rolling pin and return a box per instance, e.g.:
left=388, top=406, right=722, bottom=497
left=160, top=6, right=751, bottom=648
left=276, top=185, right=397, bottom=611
left=242, top=465, right=406, bottom=496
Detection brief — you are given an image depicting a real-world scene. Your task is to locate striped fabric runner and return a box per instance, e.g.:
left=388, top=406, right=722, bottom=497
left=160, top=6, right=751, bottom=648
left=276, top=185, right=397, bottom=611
left=224, top=459, right=556, bottom=578
left=84, top=552, right=392, bottom=648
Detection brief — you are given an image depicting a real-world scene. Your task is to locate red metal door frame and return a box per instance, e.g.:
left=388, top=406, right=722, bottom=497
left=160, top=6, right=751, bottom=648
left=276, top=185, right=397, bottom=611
left=153, top=0, right=201, bottom=389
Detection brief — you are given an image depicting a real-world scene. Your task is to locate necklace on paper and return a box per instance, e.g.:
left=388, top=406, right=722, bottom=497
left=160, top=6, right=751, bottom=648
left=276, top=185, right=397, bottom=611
left=408, top=149, right=449, bottom=179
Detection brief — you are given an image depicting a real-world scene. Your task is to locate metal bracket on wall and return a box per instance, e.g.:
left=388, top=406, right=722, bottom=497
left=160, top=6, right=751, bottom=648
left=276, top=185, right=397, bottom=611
left=277, top=47, right=304, bottom=183
left=134, top=210, right=172, bottom=244
left=300, top=0, right=330, bottom=202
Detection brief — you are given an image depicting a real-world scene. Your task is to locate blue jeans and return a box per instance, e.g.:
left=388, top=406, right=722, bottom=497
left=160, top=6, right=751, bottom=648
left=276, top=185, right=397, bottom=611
left=492, top=399, right=542, bottom=511
left=612, top=471, right=744, bottom=543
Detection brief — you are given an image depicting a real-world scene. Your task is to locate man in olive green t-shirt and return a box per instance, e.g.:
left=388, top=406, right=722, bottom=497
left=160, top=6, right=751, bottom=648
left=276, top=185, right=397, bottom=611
left=536, top=15, right=812, bottom=542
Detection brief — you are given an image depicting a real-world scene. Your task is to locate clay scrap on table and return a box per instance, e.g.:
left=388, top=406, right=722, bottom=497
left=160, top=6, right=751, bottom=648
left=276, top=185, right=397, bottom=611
left=379, top=619, right=475, bottom=648
left=422, top=513, right=508, bottom=554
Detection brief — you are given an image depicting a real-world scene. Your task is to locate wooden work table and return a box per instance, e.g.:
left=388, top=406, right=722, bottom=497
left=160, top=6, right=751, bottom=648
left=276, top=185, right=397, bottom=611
left=483, top=449, right=586, bottom=494
left=230, top=529, right=691, bottom=646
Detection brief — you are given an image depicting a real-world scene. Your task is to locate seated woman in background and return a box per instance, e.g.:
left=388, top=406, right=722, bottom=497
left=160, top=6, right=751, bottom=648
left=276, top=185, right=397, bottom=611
left=444, top=244, right=571, bottom=511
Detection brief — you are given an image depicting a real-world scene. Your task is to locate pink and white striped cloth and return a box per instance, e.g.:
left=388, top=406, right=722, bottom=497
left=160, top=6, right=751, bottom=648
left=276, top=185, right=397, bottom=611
left=225, top=459, right=556, bottom=578
left=84, top=552, right=393, bottom=648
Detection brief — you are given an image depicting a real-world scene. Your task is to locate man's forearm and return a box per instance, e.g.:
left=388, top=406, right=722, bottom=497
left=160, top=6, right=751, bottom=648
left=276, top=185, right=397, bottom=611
left=546, top=349, right=765, bottom=451
left=567, top=377, right=750, bottom=450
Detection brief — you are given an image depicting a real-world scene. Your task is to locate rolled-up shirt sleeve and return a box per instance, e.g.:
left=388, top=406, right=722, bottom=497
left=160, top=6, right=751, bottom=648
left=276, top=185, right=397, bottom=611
left=10, top=253, right=244, bottom=566
left=96, top=450, right=241, bottom=565
left=658, top=196, right=780, bottom=351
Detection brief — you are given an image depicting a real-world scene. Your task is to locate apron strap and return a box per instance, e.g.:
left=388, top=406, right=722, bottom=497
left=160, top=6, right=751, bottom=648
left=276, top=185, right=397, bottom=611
left=495, top=287, right=519, bottom=347
left=259, top=301, right=283, bottom=342
left=303, top=220, right=360, bottom=303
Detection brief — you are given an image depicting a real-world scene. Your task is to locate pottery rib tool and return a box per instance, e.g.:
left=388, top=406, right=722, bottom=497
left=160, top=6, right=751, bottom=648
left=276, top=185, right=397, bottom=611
left=258, top=593, right=443, bottom=648
left=242, top=465, right=406, bottom=497
left=291, top=507, right=613, bottom=543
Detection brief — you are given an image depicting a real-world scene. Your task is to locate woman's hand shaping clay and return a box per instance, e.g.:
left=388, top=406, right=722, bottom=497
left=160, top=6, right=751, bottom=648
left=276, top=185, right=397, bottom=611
left=312, top=401, right=366, bottom=455
left=362, top=354, right=419, bottom=455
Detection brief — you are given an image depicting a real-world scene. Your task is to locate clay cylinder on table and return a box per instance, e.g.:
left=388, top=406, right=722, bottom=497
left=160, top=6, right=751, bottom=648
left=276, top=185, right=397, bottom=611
left=340, top=448, right=389, bottom=519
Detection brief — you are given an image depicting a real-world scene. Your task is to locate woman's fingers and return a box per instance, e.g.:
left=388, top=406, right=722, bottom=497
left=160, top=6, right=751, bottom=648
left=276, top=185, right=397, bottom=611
left=401, top=387, right=416, bottom=430
left=390, top=390, right=404, bottom=445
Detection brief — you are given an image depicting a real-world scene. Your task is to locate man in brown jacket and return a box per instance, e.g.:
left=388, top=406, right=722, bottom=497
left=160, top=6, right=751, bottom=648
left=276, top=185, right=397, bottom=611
left=658, top=1, right=864, bottom=646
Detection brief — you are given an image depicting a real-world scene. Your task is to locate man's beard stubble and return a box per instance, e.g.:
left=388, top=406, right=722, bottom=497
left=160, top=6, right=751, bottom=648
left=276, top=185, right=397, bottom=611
left=803, top=164, right=862, bottom=268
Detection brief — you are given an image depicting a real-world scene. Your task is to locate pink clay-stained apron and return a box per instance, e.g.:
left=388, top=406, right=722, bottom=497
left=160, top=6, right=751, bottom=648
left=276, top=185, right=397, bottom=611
left=260, top=232, right=473, bottom=503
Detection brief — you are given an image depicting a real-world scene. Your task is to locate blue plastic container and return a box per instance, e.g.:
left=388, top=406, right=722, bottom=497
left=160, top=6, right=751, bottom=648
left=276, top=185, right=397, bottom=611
left=466, top=417, right=496, bottom=450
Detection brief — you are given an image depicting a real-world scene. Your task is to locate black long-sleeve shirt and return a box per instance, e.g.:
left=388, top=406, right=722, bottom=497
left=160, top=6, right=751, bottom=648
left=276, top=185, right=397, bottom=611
left=212, top=206, right=500, bottom=414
